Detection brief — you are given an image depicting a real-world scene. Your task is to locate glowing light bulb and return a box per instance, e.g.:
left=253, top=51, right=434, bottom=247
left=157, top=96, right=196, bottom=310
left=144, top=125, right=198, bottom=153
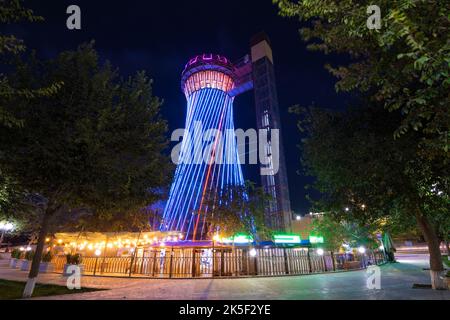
left=317, top=248, right=324, bottom=256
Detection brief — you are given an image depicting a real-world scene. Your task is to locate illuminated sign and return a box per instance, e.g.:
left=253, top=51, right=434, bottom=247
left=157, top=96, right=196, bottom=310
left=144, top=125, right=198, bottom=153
left=274, top=234, right=301, bottom=244
left=221, top=234, right=253, bottom=244
left=309, top=236, right=324, bottom=244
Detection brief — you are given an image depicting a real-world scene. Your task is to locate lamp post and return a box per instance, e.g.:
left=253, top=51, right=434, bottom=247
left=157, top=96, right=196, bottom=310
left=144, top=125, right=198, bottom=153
left=0, top=222, right=14, bottom=247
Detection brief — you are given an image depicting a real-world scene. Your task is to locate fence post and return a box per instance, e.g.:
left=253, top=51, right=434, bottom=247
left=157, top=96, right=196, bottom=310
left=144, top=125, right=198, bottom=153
left=322, top=255, right=327, bottom=272
left=168, top=246, right=174, bottom=278
left=331, top=251, right=336, bottom=271
left=128, top=255, right=134, bottom=277
left=253, top=250, right=258, bottom=276
left=283, top=248, right=289, bottom=275
left=220, top=250, right=225, bottom=277
left=152, top=250, right=157, bottom=277
left=93, top=256, right=98, bottom=276
left=191, top=249, right=197, bottom=278
left=307, top=248, right=312, bottom=273
left=212, top=243, right=215, bottom=278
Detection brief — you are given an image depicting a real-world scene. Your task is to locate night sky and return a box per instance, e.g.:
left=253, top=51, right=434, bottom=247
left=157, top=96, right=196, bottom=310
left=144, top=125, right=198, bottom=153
left=5, top=0, right=350, bottom=214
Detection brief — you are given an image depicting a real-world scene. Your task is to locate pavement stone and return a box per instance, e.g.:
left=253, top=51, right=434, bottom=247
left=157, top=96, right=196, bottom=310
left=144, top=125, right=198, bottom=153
left=0, top=254, right=448, bottom=300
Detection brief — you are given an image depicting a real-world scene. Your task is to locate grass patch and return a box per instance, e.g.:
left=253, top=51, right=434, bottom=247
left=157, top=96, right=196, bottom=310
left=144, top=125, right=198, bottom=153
left=0, top=279, right=104, bottom=300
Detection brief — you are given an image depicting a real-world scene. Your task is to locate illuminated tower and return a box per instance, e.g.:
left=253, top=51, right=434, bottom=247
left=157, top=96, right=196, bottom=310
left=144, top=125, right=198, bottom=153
left=160, top=54, right=245, bottom=240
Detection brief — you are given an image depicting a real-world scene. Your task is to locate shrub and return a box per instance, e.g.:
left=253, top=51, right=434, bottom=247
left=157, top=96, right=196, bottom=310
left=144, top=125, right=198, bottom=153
left=10, top=249, right=22, bottom=259
left=24, top=250, right=35, bottom=261
left=66, top=253, right=82, bottom=265
left=42, top=251, right=53, bottom=263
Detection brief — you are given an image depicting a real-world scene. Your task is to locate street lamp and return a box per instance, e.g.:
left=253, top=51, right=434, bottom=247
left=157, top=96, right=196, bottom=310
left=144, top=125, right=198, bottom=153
left=296, top=215, right=301, bottom=221
left=317, top=248, right=324, bottom=256
left=0, top=222, right=14, bottom=247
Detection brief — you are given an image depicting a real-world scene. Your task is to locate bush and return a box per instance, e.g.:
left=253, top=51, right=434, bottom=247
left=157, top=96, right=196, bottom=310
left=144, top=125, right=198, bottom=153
left=66, top=253, right=82, bottom=265
left=24, top=250, right=35, bottom=261
left=10, top=249, right=22, bottom=259
left=42, top=251, right=53, bottom=263
left=11, top=249, right=22, bottom=259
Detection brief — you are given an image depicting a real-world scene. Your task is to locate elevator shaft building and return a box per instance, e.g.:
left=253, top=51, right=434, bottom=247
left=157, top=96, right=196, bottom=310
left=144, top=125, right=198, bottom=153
left=250, top=34, right=292, bottom=233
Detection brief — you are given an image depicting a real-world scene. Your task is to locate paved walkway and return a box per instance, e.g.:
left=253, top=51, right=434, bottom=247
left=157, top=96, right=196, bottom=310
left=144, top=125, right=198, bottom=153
left=0, top=254, right=448, bottom=300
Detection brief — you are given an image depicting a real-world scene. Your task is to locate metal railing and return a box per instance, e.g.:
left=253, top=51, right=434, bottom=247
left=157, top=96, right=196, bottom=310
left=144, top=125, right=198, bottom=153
left=52, top=247, right=386, bottom=279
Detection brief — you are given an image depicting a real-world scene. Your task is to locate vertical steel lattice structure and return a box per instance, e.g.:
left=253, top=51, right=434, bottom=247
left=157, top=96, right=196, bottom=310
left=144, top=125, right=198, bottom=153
left=160, top=54, right=245, bottom=240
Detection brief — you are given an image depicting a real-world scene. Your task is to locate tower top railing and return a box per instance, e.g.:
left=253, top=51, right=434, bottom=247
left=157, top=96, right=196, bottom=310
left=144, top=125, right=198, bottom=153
left=181, top=54, right=237, bottom=96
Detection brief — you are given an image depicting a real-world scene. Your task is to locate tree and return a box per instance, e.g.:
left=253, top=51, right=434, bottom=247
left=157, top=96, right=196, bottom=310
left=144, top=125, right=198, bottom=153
left=1, top=1, right=60, bottom=231
left=310, top=215, right=379, bottom=252
left=294, top=104, right=448, bottom=289
left=204, top=181, right=273, bottom=241
left=0, top=0, right=60, bottom=127
left=274, top=0, right=449, bottom=157
left=0, top=43, right=171, bottom=297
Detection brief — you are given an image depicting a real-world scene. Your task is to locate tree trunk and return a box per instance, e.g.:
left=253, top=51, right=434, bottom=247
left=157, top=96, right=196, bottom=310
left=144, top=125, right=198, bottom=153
left=414, top=209, right=446, bottom=290
left=445, top=241, right=450, bottom=256
left=22, top=207, right=53, bottom=298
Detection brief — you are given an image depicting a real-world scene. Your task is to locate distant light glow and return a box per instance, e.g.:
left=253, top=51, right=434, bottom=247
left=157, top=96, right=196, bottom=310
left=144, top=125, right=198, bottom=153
left=249, top=248, right=257, bottom=257
left=0, top=222, right=14, bottom=231
left=358, top=246, right=366, bottom=254
left=317, top=248, right=324, bottom=256
left=296, top=215, right=301, bottom=221
left=94, top=249, right=102, bottom=256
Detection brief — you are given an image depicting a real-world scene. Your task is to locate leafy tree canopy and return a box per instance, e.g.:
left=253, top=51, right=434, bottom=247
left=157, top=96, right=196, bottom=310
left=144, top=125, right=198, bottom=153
left=293, top=103, right=448, bottom=279
left=204, top=181, right=274, bottom=241
left=274, top=0, right=449, bottom=156
left=0, top=0, right=60, bottom=127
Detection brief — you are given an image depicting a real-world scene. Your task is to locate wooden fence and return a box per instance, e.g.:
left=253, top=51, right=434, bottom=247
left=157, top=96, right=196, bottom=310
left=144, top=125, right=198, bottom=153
left=52, top=247, right=386, bottom=278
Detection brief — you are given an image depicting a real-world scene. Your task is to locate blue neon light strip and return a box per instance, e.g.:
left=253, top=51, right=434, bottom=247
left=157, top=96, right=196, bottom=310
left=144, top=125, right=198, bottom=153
left=160, top=86, right=245, bottom=239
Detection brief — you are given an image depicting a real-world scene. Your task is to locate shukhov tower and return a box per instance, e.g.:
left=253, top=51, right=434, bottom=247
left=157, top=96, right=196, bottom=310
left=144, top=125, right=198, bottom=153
left=160, top=54, right=245, bottom=240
